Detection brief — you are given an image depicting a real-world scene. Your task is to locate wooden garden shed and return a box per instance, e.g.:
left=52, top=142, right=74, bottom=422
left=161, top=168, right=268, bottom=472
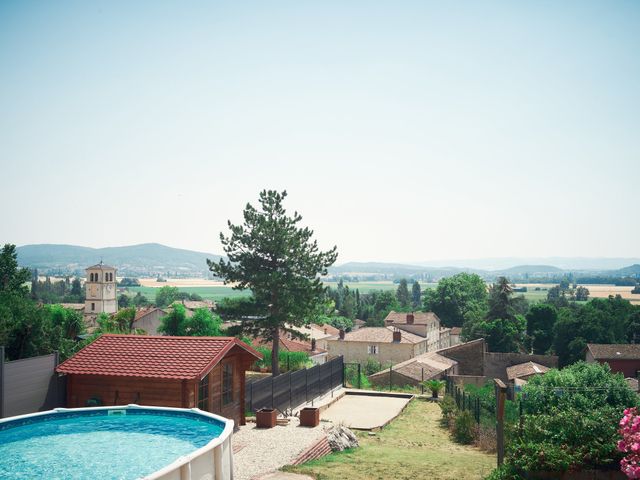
left=56, top=334, right=262, bottom=426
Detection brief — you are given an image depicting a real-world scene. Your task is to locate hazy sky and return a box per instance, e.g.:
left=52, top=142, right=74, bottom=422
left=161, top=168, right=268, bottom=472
left=1, top=1, right=638, bottom=264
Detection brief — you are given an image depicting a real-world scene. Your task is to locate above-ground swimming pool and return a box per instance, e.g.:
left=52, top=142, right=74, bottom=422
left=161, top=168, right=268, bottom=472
left=0, top=405, right=234, bottom=480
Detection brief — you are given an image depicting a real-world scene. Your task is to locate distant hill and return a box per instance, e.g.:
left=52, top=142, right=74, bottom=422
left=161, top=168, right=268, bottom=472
left=494, top=265, right=564, bottom=276
left=17, top=243, right=222, bottom=277
left=328, top=261, right=485, bottom=279
left=613, top=264, right=640, bottom=276
left=415, top=257, right=640, bottom=271
left=16, top=243, right=640, bottom=282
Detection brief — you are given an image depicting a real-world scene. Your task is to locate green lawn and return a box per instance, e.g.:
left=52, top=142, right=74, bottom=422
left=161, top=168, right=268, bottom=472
left=285, top=400, right=496, bottom=480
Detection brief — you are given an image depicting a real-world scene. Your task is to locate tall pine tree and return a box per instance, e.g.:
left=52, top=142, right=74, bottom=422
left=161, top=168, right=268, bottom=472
left=396, top=279, right=410, bottom=309
left=208, top=190, right=338, bottom=376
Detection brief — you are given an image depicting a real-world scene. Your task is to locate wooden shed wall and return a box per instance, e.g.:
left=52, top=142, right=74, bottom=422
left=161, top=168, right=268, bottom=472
left=66, top=375, right=194, bottom=409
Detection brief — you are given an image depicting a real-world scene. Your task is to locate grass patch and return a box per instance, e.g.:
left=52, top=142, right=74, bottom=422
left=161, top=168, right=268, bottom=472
left=286, top=399, right=495, bottom=480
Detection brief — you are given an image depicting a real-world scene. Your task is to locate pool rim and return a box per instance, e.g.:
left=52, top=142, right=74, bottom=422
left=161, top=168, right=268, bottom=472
left=0, top=404, right=235, bottom=480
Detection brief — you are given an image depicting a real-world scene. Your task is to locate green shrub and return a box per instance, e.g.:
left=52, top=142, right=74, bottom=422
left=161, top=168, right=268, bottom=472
left=499, top=362, right=639, bottom=474
left=523, top=361, right=637, bottom=413
left=255, top=347, right=310, bottom=372
left=453, top=410, right=476, bottom=444
left=484, top=464, right=524, bottom=480
left=438, top=395, right=456, bottom=421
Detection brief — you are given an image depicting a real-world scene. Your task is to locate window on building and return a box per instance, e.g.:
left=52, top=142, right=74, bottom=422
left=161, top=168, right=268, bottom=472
left=198, top=374, right=209, bottom=411
left=222, top=362, right=233, bottom=405
left=367, top=345, right=379, bottom=355
left=91, top=303, right=95, bottom=311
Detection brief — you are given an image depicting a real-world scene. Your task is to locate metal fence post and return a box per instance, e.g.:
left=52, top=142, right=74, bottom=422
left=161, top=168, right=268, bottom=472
left=389, top=365, right=392, bottom=391
left=358, top=363, right=361, bottom=390
left=494, top=378, right=508, bottom=467
left=421, top=368, right=424, bottom=395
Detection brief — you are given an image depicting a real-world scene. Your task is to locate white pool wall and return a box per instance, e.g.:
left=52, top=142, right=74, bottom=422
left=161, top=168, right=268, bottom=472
left=0, top=404, right=234, bottom=480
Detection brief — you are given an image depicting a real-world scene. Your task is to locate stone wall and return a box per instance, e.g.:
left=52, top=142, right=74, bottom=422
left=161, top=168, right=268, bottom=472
left=448, top=375, right=488, bottom=388
left=484, top=352, right=559, bottom=381
left=438, top=339, right=486, bottom=376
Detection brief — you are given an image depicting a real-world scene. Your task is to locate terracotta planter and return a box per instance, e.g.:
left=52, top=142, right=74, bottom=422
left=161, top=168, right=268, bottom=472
left=256, top=408, right=277, bottom=428
left=299, top=407, right=320, bottom=427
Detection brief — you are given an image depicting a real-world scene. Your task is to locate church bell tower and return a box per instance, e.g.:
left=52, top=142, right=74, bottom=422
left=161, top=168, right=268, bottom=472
left=84, top=261, right=118, bottom=324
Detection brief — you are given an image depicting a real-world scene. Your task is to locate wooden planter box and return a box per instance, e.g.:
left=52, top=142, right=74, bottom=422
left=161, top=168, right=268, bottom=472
left=299, top=407, right=320, bottom=427
left=256, top=408, right=277, bottom=428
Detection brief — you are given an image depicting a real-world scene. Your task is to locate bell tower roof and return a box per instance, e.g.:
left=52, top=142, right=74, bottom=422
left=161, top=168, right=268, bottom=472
left=86, top=261, right=116, bottom=271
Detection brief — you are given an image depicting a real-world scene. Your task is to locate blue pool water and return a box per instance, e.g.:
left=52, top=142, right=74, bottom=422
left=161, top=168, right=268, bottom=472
left=0, top=409, right=225, bottom=480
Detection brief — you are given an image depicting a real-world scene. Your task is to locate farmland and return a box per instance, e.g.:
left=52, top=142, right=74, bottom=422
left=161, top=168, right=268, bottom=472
left=121, top=279, right=640, bottom=304
left=514, top=283, right=640, bottom=304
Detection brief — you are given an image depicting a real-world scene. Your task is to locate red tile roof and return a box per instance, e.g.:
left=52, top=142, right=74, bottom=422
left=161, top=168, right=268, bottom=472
left=56, top=334, right=262, bottom=380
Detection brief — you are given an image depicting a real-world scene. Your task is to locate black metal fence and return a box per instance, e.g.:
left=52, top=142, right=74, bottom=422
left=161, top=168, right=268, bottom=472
left=448, top=378, right=482, bottom=424
left=246, top=356, right=344, bottom=413
left=0, top=347, right=66, bottom=418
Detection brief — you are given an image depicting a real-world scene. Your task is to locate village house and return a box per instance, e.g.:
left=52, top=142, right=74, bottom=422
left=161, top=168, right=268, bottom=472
left=169, top=299, right=217, bottom=317
left=585, top=343, right=640, bottom=378
left=353, top=319, right=366, bottom=330
left=131, top=306, right=167, bottom=335
left=384, top=311, right=450, bottom=351
left=288, top=323, right=340, bottom=350
left=56, top=334, right=262, bottom=427
left=449, top=327, right=463, bottom=346
left=325, top=326, right=427, bottom=365
left=368, top=350, right=458, bottom=387
left=506, top=361, right=550, bottom=382
left=506, top=361, right=550, bottom=391
left=369, top=338, right=558, bottom=389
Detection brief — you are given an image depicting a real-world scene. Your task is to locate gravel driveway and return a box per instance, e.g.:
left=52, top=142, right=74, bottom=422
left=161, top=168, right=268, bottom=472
left=232, top=417, right=327, bottom=480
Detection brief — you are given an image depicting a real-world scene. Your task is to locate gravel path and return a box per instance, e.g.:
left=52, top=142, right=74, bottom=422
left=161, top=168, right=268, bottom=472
left=233, top=418, right=328, bottom=480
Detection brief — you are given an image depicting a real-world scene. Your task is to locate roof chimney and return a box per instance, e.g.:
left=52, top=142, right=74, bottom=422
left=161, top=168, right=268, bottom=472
left=311, top=338, right=317, bottom=351
left=393, top=329, right=402, bottom=343
left=407, top=313, right=414, bottom=325
left=339, top=329, right=345, bottom=340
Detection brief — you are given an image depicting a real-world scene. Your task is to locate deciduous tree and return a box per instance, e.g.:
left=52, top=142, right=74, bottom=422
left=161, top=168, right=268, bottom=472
left=423, top=273, right=488, bottom=327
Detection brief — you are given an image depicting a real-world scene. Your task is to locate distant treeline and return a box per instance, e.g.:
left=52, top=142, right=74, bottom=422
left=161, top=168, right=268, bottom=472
left=525, top=275, right=638, bottom=286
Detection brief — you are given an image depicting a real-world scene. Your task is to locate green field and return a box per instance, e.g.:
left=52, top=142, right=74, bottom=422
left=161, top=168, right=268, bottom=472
left=124, top=285, right=248, bottom=302
left=123, top=281, right=439, bottom=303
left=123, top=281, right=554, bottom=305
left=322, top=281, right=438, bottom=293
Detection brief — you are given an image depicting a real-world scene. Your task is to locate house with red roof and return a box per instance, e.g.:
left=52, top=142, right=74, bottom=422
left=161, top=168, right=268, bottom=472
left=56, top=334, right=262, bottom=427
